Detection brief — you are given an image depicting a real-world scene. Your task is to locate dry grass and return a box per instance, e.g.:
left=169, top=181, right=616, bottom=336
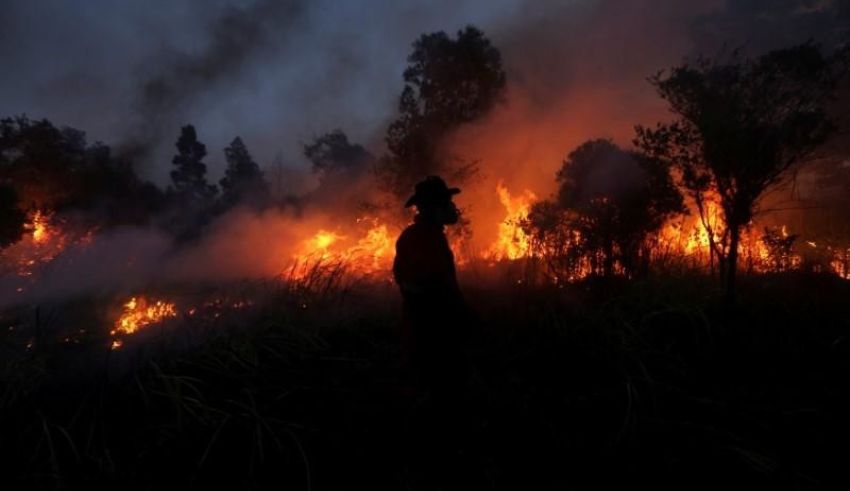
left=1, top=269, right=849, bottom=489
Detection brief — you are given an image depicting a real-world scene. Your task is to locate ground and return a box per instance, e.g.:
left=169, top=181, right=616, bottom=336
left=1, top=272, right=849, bottom=490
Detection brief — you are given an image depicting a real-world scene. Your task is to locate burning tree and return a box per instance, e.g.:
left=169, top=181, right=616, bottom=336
left=635, top=42, right=848, bottom=301
left=525, top=139, right=683, bottom=279
left=378, top=25, right=506, bottom=201
left=760, top=226, right=799, bottom=273
left=0, top=115, right=162, bottom=230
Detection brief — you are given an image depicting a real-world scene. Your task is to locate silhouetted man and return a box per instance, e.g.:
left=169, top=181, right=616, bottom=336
left=393, top=176, right=469, bottom=397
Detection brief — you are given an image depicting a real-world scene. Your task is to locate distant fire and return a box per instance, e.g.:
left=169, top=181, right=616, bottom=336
left=282, top=184, right=850, bottom=281
left=29, top=211, right=50, bottom=244
left=3, top=184, right=850, bottom=317
left=110, top=296, right=177, bottom=348
left=1, top=211, right=72, bottom=288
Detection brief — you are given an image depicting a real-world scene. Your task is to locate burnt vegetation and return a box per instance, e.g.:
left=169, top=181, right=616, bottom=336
left=1, top=24, right=850, bottom=491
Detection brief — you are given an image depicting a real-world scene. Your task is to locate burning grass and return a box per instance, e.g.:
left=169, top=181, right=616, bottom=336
left=2, top=183, right=850, bottom=316
left=1, top=271, right=849, bottom=489
left=109, top=296, right=178, bottom=349
left=289, top=218, right=394, bottom=280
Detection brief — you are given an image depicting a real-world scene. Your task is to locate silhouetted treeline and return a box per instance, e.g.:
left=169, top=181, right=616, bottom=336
left=1, top=27, right=849, bottom=304
left=0, top=116, right=165, bottom=231
left=0, top=117, right=277, bottom=243
left=376, top=25, right=507, bottom=200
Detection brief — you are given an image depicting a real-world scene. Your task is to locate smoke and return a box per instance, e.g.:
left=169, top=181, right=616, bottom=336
left=121, top=0, right=305, bottom=162
left=0, top=0, right=525, bottom=183
left=0, top=205, right=359, bottom=308
left=438, top=0, right=848, bottom=249
left=3, top=0, right=843, bottom=185
left=2, top=0, right=848, bottom=305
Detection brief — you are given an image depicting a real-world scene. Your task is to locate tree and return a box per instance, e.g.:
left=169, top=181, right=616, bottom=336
left=302, top=130, right=374, bottom=208
left=165, top=125, right=218, bottom=241
left=379, top=25, right=506, bottom=199
left=0, top=115, right=163, bottom=226
left=170, top=124, right=217, bottom=204
left=0, top=115, right=84, bottom=211
left=635, top=42, right=848, bottom=301
left=0, top=184, right=26, bottom=248
left=304, top=130, right=372, bottom=181
left=527, top=139, right=683, bottom=278
left=219, top=136, right=269, bottom=210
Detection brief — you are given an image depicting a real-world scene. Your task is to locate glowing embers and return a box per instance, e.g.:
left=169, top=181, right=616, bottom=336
left=7, top=211, right=70, bottom=280
left=486, top=182, right=536, bottom=261
left=110, top=296, right=177, bottom=349
left=28, top=210, right=50, bottom=244
left=290, top=218, right=393, bottom=278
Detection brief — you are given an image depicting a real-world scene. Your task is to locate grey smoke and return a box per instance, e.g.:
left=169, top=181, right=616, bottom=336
left=1, top=0, right=845, bottom=184
left=123, top=0, right=305, bottom=162
left=1, top=0, right=847, bottom=305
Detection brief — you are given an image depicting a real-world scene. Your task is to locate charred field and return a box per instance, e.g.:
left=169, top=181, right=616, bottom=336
left=1, top=269, right=849, bottom=490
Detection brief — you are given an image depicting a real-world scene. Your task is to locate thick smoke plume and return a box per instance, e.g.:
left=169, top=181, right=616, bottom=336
left=121, top=0, right=305, bottom=162
left=1, top=0, right=847, bottom=305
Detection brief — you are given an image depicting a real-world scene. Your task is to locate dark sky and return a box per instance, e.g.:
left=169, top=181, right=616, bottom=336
left=1, top=0, right=846, bottom=184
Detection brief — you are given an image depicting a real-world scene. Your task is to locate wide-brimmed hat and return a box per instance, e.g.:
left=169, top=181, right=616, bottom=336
left=404, top=176, right=461, bottom=208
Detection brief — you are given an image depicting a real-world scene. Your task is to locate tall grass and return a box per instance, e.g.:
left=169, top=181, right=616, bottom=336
left=1, top=268, right=849, bottom=489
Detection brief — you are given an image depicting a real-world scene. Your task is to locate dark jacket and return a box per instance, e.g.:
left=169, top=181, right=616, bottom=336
left=393, top=216, right=468, bottom=377
left=393, top=217, right=464, bottom=311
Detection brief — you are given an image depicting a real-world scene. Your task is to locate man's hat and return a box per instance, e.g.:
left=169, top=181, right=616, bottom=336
left=404, top=176, right=461, bottom=208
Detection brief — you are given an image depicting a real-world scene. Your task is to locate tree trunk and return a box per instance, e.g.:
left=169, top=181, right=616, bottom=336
left=603, top=240, right=614, bottom=277
left=725, top=225, right=741, bottom=304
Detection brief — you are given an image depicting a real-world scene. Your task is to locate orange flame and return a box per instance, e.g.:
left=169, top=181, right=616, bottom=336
left=290, top=218, right=394, bottom=278
left=29, top=211, right=50, bottom=244
left=486, top=182, right=536, bottom=261
left=110, top=296, right=177, bottom=347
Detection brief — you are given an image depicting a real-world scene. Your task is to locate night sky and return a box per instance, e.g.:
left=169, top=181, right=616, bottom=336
left=1, top=0, right=846, bottom=184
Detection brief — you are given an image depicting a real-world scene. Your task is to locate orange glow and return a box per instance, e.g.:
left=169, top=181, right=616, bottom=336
left=485, top=182, right=536, bottom=261
left=302, top=229, right=344, bottom=261
left=111, top=296, right=177, bottom=341
left=29, top=211, right=50, bottom=244
left=350, top=222, right=393, bottom=272
left=1, top=211, right=72, bottom=287
left=290, top=218, right=394, bottom=278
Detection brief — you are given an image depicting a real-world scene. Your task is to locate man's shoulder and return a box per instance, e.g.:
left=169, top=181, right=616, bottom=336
left=396, top=221, right=444, bottom=246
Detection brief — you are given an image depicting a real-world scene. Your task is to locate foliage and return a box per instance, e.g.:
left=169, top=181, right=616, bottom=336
left=378, top=25, right=506, bottom=199
left=303, top=130, right=376, bottom=210
left=760, top=226, right=799, bottom=272
left=219, top=137, right=270, bottom=210
left=165, top=125, right=220, bottom=240
left=0, top=115, right=163, bottom=227
left=525, top=139, right=684, bottom=278
left=304, top=130, right=372, bottom=180
left=170, top=124, right=218, bottom=205
left=635, top=42, right=848, bottom=300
